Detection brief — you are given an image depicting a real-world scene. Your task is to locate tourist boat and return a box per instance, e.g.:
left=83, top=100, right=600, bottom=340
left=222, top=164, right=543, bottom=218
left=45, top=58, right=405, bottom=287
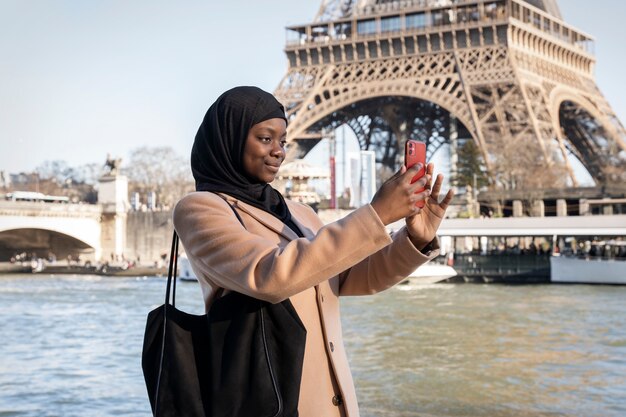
left=178, top=254, right=197, bottom=281
left=178, top=251, right=456, bottom=285
left=550, top=240, right=626, bottom=285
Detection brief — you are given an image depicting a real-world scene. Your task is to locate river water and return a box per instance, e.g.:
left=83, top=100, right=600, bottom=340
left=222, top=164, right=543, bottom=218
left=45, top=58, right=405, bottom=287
left=0, top=274, right=624, bottom=417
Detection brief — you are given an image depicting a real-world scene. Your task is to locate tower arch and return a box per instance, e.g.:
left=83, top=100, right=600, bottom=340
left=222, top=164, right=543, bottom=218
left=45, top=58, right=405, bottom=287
left=550, top=90, right=626, bottom=184
left=288, top=80, right=474, bottom=142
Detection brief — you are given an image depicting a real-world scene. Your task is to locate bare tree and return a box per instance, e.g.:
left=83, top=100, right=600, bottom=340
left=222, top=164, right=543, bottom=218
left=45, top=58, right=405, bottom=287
left=76, top=163, right=103, bottom=185
left=33, top=160, right=99, bottom=202
left=124, top=146, right=194, bottom=209
left=35, top=160, right=74, bottom=184
left=492, top=138, right=569, bottom=193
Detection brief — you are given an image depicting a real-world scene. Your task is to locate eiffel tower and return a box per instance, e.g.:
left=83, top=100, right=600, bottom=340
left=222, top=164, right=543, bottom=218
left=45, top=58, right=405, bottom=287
left=274, top=0, right=626, bottom=190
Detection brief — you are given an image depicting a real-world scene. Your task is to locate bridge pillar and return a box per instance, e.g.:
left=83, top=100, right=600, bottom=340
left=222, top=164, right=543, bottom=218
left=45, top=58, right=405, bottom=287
left=556, top=199, right=568, bottom=217
left=493, top=201, right=503, bottom=217
left=98, top=174, right=129, bottom=261
left=513, top=200, right=524, bottom=217
left=579, top=199, right=590, bottom=216
left=531, top=200, right=545, bottom=217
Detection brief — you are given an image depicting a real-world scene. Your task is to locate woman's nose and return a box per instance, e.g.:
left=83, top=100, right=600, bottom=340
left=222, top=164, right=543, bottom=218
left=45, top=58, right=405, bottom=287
left=271, top=141, right=285, bottom=158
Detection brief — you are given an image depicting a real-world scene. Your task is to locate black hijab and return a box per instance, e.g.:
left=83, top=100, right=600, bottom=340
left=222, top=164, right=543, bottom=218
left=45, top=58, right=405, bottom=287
left=191, top=86, right=291, bottom=222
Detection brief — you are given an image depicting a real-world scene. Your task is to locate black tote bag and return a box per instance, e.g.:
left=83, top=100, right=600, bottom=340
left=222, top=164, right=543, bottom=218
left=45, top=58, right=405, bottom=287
left=142, top=223, right=307, bottom=416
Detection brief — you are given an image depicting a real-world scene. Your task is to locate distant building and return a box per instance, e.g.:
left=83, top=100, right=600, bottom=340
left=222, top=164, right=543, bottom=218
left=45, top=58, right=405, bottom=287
left=348, top=150, right=377, bottom=208
left=0, top=171, right=10, bottom=189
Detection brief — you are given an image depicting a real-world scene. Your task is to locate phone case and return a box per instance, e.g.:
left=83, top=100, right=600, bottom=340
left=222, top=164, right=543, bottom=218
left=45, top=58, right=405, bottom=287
left=404, top=140, right=427, bottom=208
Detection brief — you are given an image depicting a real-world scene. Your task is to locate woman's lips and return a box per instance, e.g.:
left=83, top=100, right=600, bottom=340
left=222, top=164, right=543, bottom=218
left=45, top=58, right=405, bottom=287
left=265, top=164, right=280, bottom=173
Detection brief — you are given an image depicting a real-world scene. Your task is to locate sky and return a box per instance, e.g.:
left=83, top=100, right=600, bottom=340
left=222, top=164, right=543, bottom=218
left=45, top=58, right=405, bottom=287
left=1, top=0, right=625, bottom=182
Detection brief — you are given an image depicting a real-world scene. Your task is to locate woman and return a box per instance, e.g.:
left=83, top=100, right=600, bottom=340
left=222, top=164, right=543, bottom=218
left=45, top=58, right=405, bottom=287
left=173, top=86, right=453, bottom=417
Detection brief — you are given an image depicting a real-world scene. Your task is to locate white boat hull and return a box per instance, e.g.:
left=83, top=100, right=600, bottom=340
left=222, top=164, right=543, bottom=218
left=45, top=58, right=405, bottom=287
left=178, top=256, right=457, bottom=285
left=550, top=256, right=626, bottom=285
left=407, top=263, right=457, bottom=284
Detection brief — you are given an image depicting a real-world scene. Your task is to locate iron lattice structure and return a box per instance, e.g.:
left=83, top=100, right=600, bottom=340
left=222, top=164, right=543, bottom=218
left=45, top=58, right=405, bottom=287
left=275, top=0, right=626, bottom=187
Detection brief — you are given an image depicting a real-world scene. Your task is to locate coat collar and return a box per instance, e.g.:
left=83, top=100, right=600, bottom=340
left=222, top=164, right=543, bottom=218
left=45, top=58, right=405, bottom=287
left=220, top=193, right=303, bottom=241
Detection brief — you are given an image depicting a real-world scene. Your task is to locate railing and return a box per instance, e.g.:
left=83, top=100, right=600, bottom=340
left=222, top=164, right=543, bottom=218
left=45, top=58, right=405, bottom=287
left=452, top=253, right=551, bottom=276
left=288, top=3, right=508, bottom=45
left=0, top=200, right=102, bottom=216
left=286, top=0, right=593, bottom=54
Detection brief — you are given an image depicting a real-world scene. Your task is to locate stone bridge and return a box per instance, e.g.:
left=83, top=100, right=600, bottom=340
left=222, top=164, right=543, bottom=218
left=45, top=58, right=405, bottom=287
left=0, top=201, right=103, bottom=261
left=0, top=200, right=174, bottom=264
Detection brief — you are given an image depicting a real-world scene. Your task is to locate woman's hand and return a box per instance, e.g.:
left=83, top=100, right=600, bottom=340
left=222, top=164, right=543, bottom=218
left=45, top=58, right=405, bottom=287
left=370, top=164, right=431, bottom=225
left=405, top=163, right=454, bottom=250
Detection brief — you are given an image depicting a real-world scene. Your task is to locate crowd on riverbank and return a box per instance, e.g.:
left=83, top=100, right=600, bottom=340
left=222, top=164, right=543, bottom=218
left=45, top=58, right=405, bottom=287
left=2, top=250, right=171, bottom=276
left=1, top=255, right=168, bottom=276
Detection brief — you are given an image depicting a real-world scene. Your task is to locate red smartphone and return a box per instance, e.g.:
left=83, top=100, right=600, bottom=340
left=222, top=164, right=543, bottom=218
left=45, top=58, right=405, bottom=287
left=404, top=140, right=427, bottom=208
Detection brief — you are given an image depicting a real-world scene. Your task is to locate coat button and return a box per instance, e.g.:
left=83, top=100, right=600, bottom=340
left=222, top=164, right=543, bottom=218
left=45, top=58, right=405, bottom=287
left=332, top=394, right=343, bottom=406
left=329, top=342, right=334, bottom=352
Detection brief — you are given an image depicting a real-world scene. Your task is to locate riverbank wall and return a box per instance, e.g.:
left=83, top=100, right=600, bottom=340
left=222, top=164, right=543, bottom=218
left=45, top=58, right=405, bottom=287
left=124, top=210, right=174, bottom=265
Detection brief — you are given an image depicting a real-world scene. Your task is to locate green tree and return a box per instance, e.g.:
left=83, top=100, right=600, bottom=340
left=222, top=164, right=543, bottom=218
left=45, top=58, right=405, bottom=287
left=451, top=139, right=489, bottom=189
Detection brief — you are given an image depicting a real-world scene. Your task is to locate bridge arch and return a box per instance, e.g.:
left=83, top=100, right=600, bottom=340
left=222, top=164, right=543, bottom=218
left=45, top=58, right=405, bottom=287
left=0, top=228, right=97, bottom=262
left=0, top=211, right=101, bottom=261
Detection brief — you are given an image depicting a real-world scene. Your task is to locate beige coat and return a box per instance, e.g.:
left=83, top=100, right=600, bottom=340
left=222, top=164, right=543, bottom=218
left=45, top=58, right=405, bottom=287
left=173, top=192, right=439, bottom=417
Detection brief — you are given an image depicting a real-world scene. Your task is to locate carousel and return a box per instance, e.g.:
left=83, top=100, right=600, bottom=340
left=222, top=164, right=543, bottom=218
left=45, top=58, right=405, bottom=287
left=275, top=159, right=329, bottom=209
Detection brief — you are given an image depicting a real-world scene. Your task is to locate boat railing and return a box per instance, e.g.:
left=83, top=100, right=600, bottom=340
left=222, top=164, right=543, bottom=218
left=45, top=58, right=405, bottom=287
left=559, top=253, right=626, bottom=261
left=452, top=253, right=551, bottom=275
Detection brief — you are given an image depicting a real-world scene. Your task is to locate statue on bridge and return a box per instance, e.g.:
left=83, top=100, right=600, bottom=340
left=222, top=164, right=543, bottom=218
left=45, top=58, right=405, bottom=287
left=104, top=154, right=123, bottom=176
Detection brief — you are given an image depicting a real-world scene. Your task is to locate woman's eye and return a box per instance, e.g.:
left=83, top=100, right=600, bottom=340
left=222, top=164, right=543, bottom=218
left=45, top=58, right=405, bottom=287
left=259, top=137, right=271, bottom=143
left=280, top=140, right=288, bottom=148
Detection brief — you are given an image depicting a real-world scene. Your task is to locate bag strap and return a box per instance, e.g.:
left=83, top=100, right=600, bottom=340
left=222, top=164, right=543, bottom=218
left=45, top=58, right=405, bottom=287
left=217, top=193, right=246, bottom=228
left=164, top=231, right=179, bottom=307
left=155, top=231, right=179, bottom=416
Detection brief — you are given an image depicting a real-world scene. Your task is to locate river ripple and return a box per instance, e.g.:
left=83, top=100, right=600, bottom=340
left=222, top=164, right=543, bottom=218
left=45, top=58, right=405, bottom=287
left=0, top=275, right=624, bottom=417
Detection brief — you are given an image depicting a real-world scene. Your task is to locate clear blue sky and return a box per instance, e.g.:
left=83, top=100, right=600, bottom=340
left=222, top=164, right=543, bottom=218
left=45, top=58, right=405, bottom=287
left=1, top=0, right=624, bottom=176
